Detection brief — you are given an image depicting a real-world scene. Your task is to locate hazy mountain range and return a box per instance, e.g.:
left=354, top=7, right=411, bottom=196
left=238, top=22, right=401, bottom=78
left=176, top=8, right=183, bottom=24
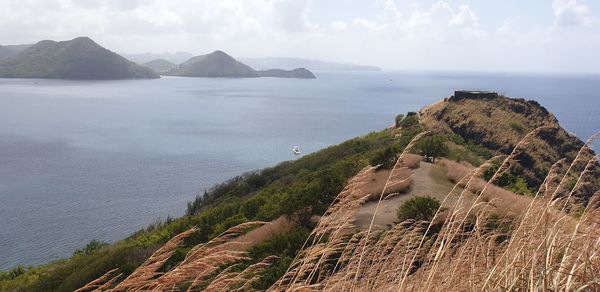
left=142, top=59, right=177, bottom=74
left=124, top=52, right=194, bottom=65
left=0, top=37, right=387, bottom=79
left=239, top=57, right=381, bottom=71
left=123, top=51, right=380, bottom=71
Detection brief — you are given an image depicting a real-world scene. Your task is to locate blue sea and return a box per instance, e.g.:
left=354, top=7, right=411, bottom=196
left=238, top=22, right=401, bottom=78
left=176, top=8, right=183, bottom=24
left=0, top=71, right=599, bottom=270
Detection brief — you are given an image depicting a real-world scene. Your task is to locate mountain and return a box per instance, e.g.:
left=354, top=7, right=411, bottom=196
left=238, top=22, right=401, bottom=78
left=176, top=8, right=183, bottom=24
left=257, top=68, right=315, bottom=79
left=0, top=37, right=159, bottom=79
left=124, top=51, right=194, bottom=64
left=142, top=59, right=177, bottom=74
left=240, top=57, right=381, bottom=71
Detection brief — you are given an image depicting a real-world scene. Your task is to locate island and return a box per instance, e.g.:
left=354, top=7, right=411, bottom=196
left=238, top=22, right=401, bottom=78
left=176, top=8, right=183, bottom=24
left=0, top=37, right=159, bottom=79
left=257, top=68, right=315, bottom=79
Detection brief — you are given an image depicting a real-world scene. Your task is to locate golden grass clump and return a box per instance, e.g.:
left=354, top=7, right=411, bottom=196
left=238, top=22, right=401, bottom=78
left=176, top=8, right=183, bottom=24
left=401, top=153, right=422, bottom=169
left=81, top=222, right=270, bottom=292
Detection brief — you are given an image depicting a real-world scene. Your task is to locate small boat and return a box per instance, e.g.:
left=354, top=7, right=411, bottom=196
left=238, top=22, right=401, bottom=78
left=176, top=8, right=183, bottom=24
left=292, top=145, right=301, bottom=155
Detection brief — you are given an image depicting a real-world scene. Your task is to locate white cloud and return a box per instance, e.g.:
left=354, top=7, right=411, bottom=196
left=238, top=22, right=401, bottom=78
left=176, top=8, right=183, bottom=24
left=329, top=21, right=347, bottom=30
left=553, top=0, right=597, bottom=27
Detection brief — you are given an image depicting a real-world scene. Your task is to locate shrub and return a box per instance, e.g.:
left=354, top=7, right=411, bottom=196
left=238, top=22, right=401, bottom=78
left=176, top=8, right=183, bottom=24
left=418, top=136, right=449, bottom=163
left=510, top=121, right=525, bottom=133
left=397, top=196, right=441, bottom=222
left=73, top=240, right=108, bottom=256
left=0, top=266, right=26, bottom=281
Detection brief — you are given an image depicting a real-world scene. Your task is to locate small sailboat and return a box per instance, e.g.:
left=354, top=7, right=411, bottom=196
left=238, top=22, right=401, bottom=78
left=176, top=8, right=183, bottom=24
left=292, top=145, right=301, bottom=155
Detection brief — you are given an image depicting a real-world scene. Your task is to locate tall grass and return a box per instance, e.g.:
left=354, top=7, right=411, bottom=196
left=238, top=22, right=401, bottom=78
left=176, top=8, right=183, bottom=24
left=269, top=128, right=600, bottom=291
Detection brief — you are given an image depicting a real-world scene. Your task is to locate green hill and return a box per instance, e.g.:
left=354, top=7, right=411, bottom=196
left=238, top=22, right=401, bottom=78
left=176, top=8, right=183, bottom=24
left=0, top=37, right=159, bottom=79
left=1, top=94, right=598, bottom=291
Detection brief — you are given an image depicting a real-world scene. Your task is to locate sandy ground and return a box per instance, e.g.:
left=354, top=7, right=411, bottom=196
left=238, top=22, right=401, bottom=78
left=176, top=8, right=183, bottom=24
left=354, top=161, right=455, bottom=230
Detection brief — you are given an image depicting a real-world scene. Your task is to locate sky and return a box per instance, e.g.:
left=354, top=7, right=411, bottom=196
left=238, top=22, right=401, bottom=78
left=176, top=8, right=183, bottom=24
left=1, top=0, right=599, bottom=73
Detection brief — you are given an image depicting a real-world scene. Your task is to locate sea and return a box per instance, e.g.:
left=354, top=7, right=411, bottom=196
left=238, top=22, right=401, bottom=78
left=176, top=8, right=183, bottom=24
left=0, top=71, right=599, bottom=270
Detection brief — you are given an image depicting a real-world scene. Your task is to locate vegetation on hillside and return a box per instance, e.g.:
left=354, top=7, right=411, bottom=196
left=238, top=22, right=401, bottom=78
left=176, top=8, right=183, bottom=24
left=2, top=94, right=598, bottom=291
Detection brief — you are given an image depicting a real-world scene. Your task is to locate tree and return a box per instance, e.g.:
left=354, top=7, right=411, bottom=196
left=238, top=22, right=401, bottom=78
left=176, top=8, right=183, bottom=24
left=397, top=196, right=441, bottom=222
left=395, top=114, right=404, bottom=127
left=370, top=145, right=399, bottom=169
left=418, top=136, right=449, bottom=163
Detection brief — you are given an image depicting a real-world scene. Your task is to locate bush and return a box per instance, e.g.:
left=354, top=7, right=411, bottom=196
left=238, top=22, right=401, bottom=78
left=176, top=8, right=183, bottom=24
left=397, top=196, right=441, bottom=222
left=418, top=136, right=449, bottom=163
left=73, top=240, right=108, bottom=257
left=483, top=164, right=533, bottom=195
left=0, top=266, right=26, bottom=281
left=510, top=122, right=525, bottom=133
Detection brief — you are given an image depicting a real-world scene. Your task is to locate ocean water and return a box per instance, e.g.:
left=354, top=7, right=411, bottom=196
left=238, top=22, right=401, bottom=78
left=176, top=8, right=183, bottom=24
left=0, top=71, right=599, bottom=270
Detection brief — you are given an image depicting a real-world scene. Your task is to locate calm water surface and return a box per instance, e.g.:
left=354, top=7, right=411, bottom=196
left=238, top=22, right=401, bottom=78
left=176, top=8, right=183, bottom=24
left=0, top=71, right=599, bottom=269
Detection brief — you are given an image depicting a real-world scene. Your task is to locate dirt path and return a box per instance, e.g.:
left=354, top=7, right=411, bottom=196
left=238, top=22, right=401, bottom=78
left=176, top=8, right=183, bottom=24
left=354, top=161, right=455, bottom=230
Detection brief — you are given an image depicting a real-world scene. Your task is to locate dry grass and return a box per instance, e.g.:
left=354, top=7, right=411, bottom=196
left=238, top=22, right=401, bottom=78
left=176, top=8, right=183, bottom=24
left=270, top=128, right=600, bottom=292
left=401, top=153, right=421, bottom=169
left=75, top=268, right=122, bottom=292
left=440, top=159, right=474, bottom=184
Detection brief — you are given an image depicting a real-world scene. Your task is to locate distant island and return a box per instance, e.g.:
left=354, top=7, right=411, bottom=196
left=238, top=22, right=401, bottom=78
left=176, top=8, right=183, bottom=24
left=166, top=50, right=316, bottom=79
left=257, top=68, right=315, bottom=79
left=142, top=59, right=177, bottom=74
left=0, top=37, right=158, bottom=80
left=239, top=57, right=381, bottom=71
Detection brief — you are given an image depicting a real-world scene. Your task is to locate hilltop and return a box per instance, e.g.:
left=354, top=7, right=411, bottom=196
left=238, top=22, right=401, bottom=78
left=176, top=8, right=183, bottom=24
left=2, top=93, right=598, bottom=291
left=167, top=50, right=259, bottom=78
left=420, top=91, right=599, bottom=206
left=0, top=37, right=158, bottom=79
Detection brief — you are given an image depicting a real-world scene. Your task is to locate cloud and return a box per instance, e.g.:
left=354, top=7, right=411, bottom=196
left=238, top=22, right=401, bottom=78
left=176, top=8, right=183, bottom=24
left=552, top=0, right=597, bottom=27
left=352, top=1, right=483, bottom=42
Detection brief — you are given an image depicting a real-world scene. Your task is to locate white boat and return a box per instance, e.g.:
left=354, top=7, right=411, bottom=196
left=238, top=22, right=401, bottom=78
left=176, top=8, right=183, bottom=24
left=292, top=145, right=301, bottom=155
